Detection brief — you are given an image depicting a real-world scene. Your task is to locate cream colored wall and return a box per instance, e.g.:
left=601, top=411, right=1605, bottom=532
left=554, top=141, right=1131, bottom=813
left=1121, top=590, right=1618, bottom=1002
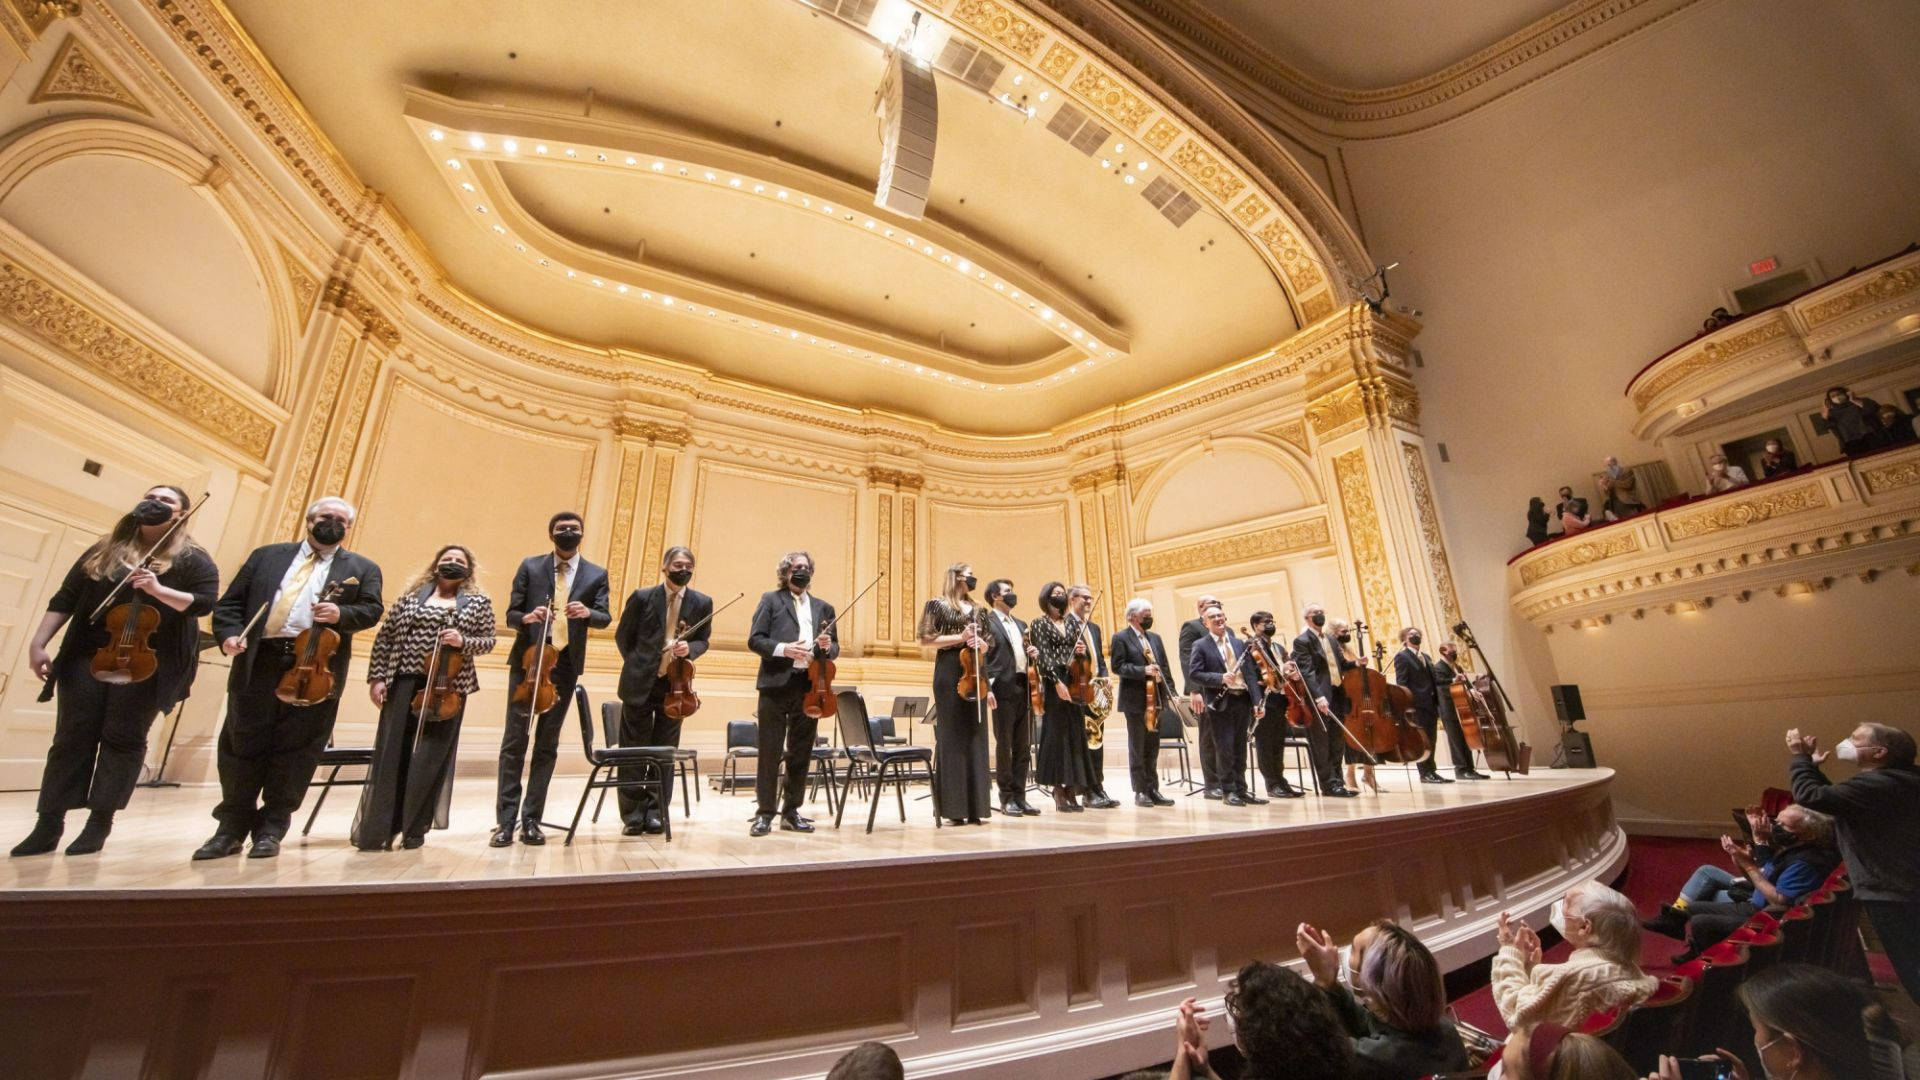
left=1337, top=0, right=1920, bottom=826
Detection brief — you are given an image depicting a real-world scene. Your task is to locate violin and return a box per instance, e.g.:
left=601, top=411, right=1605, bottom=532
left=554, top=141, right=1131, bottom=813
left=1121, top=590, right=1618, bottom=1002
left=956, top=603, right=987, bottom=703
left=1065, top=593, right=1101, bottom=706
left=91, top=558, right=161, bottom=685
left=409, top=607, right=467, bottom=721
left=509, top=609, right=561, bottom=719
left=1026, top=644, right=1044, bottom=714
left=1240, top=626, right=1283, bottom=694
left=276, top=581, right=351, bottom=706
left=659, top=591, right=744, bottom=723
left=802, top=573, right=885, bottom=721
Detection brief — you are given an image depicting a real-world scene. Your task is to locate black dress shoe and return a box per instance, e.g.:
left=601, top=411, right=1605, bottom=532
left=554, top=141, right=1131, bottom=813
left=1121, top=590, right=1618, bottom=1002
left=247, top=835, right=281, bottom=859
left=1135, top=793, right=1157, bottom=807
left=401, top=835, right=425, bottom=850
left=749, top=814, right=773, bottom=837
left=1223, top=793, right=1249, bottom=806
left=1150, top=793, right=1175, bottom=806
left=622, top=822, right=647, bottom=836
left=490, top=825, right=515, bottom=848
left=946, top=816, right=970, bottom=826
left=1090, top=796, right=1121, bottom=809
left=1203, top=787, right=1224, bottom=801
left=1240, top=792, right=1269, bottom=805
left=1018, top=801, right=1042, bottom=816
left=642, top=810, right=665, bottom=835
left=1325, top=785, right=1360, bottom=798
left=192, top=833, right=244, bottom=861
left=520, top=822, right=545, bottom=846
left=1269, top=787, right=1306, bottom=800
left=966, top=817, right=985, bottom=825
left=1419, top=773, right=1453, bottom=784
left=1457, top=770, right=1492, bottom=780
left=780, top=812, right=815, bottom=833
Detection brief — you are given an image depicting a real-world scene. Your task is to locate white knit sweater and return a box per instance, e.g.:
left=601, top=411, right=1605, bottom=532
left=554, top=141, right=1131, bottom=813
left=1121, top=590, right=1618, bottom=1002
left=1490, top=945, right=1658, bottom=1030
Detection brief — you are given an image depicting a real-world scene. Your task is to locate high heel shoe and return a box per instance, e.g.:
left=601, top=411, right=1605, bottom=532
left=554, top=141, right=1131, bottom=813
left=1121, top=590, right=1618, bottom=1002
left=1360, top=768, right=1383, bottom=795
left=1054, top=792, right=1083, bottom=813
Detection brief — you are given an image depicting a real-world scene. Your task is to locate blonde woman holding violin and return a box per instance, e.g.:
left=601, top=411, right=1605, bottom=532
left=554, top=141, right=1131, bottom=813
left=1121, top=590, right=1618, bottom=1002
left=920, top=562, right=992, bottom=825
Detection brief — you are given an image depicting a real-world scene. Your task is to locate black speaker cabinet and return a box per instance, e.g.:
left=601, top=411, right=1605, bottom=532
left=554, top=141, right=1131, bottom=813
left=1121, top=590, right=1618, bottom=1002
left=1561, top=731, right=1596, bottom=768
left=1551, top=684, right=1586, bottom=724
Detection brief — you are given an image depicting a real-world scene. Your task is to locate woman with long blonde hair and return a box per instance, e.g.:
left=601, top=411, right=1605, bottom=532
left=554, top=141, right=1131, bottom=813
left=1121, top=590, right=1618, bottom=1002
left=352, top=544, right=495, bottom=850
left=13, top=485, right=218, bottom=857
left=919, top=562, right=992, bottom=824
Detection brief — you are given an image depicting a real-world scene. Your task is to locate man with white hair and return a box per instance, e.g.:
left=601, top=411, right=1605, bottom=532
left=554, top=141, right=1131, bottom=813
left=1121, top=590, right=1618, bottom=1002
left=197, top=497, right=384, bottom=860
left=1110, top=597, right=1175, bottom=807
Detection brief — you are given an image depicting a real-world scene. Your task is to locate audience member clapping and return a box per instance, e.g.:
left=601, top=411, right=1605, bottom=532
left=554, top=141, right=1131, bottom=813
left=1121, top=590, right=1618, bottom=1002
left=1642, top=804, right=1838, bottom=964
left=1758, top=437, right=1798, bottom=478
left=1642, top=963, right=1909, bottom=1080
left=1492, top=881, right=1657, bottom=1030
left=1600, top=457, right=1646, bottom=519
left=826, top=1041, right=904, bottom=1080
left=1527, top=497, right=1551, bottom=547
left=1556, top=487, right=1592, bottom=536
left=1493, top=1023, right=1636, bottom=1080
left=1878, top=403, right=1918, bottom=448
left=1170, top=961, right=1354, bottom=1080
left=1705, top=454, right=1750, bottom=493
left=1296, top=920, right=1469, bottom=1080
left=1821, top=386, right=1883, bottom=455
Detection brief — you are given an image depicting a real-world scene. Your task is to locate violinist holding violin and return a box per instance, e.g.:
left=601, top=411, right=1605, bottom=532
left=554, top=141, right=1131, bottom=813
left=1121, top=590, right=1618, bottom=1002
left=613, top=545, right=712, bottom=836
left=980, top=579, right=1039, bottom=817
left=1245, top=612, right=1305, bottom=799
left=919, top=563, right=993, bottom=824
left=1110, top=598, right=1176, bottom=808
left=492, top=512, right=610, bottom=848
left=1032, top=582, right=1102, bottom=813
left=353, top=545, right=496, bottom=851
left=745, top=552, right=838, bottom=837
left=197, top=497, right=383, bottom=861
left=12, top=486, right=218, bottom=858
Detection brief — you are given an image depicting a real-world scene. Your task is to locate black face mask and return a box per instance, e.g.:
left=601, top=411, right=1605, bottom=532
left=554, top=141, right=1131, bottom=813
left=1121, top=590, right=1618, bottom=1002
left=665, top=568, right=693, bottom=587
left=1140, top=615, right=1154, bottom=631
left=1047, top=593, right=1066, bottom=614
left=1309, top=612, right=1325, bottom=628
left=963, top=574, right=978, bottom=591
left=436, top=562, right=469, bottom=580
left=309, top=518, right=346, bottom=546
left=1259, top=624, right=1276, bottom=638
left=552, top=530, right=582, bottom=552
left=1336, top=633, right=1352, bottom=644
left=789, top=568, right=813, bottom=589
left=1770, top=826, right=1796, bottom=845
left=1000, top=592, right=1018, bottom=610
left=133, top=499, right=174, bottom=526
left=1408, top=634, right=1422, bottom=648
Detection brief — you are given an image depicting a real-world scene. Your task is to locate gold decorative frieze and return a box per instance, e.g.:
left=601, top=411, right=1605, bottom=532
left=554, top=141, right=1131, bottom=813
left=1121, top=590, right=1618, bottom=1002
left=1141, top=117, right=1179, bottom=151
left=875, top=491, right=893, bottom=640
left=1070, top=66, right=1153, bottom=131
left=640, top=451, right=675, bottom=573
left=1070, top=463, right=1126, bottom=490
left=899, top=494, right=917, bottom=640
left=320, top=276, right=401, bottom=349
left=1256, top=218, right=1326, bottom=294
left=1136, top=516, right=1330, bottom=579
left=1231, top=194, right=1270, bottom=228
left=1169, top=139, right=1245, bottom=203
left=3, top=0, right=77, bottom=52
left=1103, top=488, right=1127, bottom=623
left=1038, top=41, right=1076, bottom=80
left=1332, top=450, right=1399, bottom=642
left=0, top=260, right=275, bottom=458
left=1661, top=483, right=1828, bottom=541
left=1801, top=268, right=1919, bottom=326
left=275, top=332, right=356, bottom=537
left=1860, top=455, right=1920, bottom=496
left=868, top=466, right=925, bottom=490
left=1629, top=315, right=1790, bottom=409
left=1306, top=378, right=1419, bottom=438
left=1078, top=498, right=1106, bottom=601
left=605, top=444, right=645, bottom=603
left=1516, top=529, right=1641, bottom=587
left=612, top=416, right=691, bottom=446
left=1126, top=458, right=1162, bottom=498
left=278, top=243, right=319, bottom=335
left=321, top=358, right=379, bottom=497
left=952, top=0, right=1044, bottom=58
left=1267, top=419, right=1309, bottom=452
left=1401, top=443, right=1463, bottom=632
left=1300, top=293, right=1336, bottom=322
left=31, top=35, right=149, bottom=114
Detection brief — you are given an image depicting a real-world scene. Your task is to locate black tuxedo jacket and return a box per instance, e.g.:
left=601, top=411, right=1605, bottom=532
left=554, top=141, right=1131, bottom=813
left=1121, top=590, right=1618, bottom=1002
left=1177, top=616, right=1208, bottom=694
left=746, top=588, right=839, bottom=691
left=211, top=542, right=384, bottom=693
left=980, top=607, right=1026, bottom=685
left=1187, top=630, right=1260, bottom=709
left=1290, top=628, right=1355, bottom=709
left=1393, top=646, right=1442, bottom=712
left=1433, top=656, right=1463, bottom=717
left=504, top=553, right=611, bottom=683
left=1110, top=625, right=1172, bottom=715
left=615, top=584, right=713, bottom=702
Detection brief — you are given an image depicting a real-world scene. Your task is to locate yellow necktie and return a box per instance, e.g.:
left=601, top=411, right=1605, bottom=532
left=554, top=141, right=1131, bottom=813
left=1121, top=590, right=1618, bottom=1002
left=550, top=561, right=570, bottom=650
left=658, top=589, right=682, bottom=675
left=264, top=553, right=318, bottom=637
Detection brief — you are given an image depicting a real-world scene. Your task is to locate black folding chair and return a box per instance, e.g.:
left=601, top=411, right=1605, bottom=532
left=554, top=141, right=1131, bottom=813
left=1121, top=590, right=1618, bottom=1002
left=833, top=689, right=939, bottom=833
left=301, top=743, right=374, bottom=836
left=1161, top=697, right=1204, bottom=792
left=592, top=701, right=695, bottom=820
left=559, top=686, right=675, bottom=845
left=719, top=718, right=757, bottom=794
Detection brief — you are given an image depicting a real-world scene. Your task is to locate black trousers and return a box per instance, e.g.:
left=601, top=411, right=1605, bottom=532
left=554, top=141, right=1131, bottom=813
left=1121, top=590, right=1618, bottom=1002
left=1298, top=714, right=1342, bottom=792
left=618, top=679, right=679, bottom=825
left=1203, top=693, right=1251, bottom=795
left=935, top=692, right=992, bottom=819
left=1196, top=698, right=1219, bottom=787
left=1681, top=901, right=1759, bottom=954
left=36, top=655, right=162, bottom=815
left=754, top=683, right=816, bottom=817
left=1862, top=899, right=1920, bottom=1001
left=1432, top=701, right=1477, bottom=775
left=213, top=643, right=339, bottom=839
left=495, top=669, right=577, bottom=827
left=1253, top=694, right=1296, bottom=793
left=989, top=674, right=1032, bottom=802
left=1412, top=706, right=1445, bottom=776
left=1122, top=704, right=1161, bottom=796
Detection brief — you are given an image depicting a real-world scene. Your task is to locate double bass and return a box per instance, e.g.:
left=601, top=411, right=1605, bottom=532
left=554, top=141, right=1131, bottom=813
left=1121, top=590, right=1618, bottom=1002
left=1448, top=621, right=1530, bottom=776
left=1339, top=621, right=1428, bottom=764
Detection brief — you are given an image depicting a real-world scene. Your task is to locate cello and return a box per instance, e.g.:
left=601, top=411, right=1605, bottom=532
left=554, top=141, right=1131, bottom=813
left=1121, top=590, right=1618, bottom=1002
left=801, top=572, right=885, bottom=720
left=1339, top=621, right=1428, bottom=765
left=660, top=592, right=745, bottom=721
left=1447, top=622, right=1530, bottom=775
left=88, top=490, right=212, bottom=685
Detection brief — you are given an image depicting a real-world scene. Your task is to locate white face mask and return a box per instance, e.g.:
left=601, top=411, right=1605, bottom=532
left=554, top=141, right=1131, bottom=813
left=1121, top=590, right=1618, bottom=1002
left=1834, top=740, right=1860, bottom=762
left=1757, top=1034, right=1797, bottom=1080
left=1336, top=943, right=1354, bottom=987
left=1548, top=899, right=1569, bottom=936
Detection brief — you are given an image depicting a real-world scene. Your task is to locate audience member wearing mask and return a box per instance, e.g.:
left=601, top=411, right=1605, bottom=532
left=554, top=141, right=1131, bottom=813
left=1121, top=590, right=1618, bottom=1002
left=1705, top=453, right=1750, bottom=494
left=1821, top=386, right=1883, bottom=455
left=1492, top=880, right=1657, bottom=1030
left=1643, top=963, right=1909, bottom=1080
left=825, top=1041, right=904, bottom=1080
left=1600, top=456, right=1646, bottom=519
left=1758, top=438, right=1798, bottom=478
left=1554, top=487, right=1591, bottom=536
left=1169, top=961, right=1354, bottom=1080
left=1786, top=722, right=1920, bottom=999
left=1297, top=919, right=1468, bottom=1080
left=1492, top=1023, right=1635, bottom=1080
left=1877, top=403, right=1919, bottom=448
left=1642, top=804, right=1839, bottom=964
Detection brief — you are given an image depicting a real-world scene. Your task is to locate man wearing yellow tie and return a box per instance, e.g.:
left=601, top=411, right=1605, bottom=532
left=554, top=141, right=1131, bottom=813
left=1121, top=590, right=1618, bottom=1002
left=196, top=497, right=384, bottom=860
left=492, top=512, right=611, bottom=847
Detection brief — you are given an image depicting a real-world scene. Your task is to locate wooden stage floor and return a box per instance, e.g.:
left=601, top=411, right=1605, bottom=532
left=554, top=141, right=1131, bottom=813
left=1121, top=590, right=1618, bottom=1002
left=0, top=766, right=1604, bottom=895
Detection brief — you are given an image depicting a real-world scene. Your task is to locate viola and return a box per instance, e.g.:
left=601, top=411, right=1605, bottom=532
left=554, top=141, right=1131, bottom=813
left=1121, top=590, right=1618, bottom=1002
left=509, top=612, right=561, bottom=719
left=276, top=581, right=350, bottom=706
left=91, top=559, right=161, bottom=685
left=409, top=608, right=468, bottom=722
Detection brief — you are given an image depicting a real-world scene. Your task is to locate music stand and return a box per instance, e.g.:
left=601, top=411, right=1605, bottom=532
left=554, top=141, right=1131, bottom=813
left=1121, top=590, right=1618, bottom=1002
left=892, top=695, right=929, bottom=746
left=1167, top=695, right=1204, bottom=792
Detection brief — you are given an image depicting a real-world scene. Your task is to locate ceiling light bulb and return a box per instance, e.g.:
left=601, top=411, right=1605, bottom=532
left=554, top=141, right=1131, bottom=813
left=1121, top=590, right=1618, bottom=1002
left=468, top=134, right=485, bottom=150
left=592, top=278, right=603, bottom=286
left=884, top=229, right=893, bottom=237
left=729, top=178, right=741, bottom=187
left=704, top=171, right=716, bottom=181
left=1136, top=161, right=1149, bottom=171
left=564, top=148, right=577, bottom=157
left=1072, top=329, right=1084, bottom=339
left=474, top=204, right=487, bottom=213
left=538, top=258, right=549, bottom=266
left=565, top=269, right=575, bottom=277
left=446, top=159, right=461, bottom=170
left=625, top=156, right=636, bottom=165
left=652, top=161, right=664, bottom=171
left=663, top=297, right=674, bottom=306
left=515, top=243, right=525, bottom=252
left=1123, top=174, right=1136, bottom=184
left=956, top=259, right=971, bottom=272
left=865, top=219, right=876, bottom=229
left=595, top=153, right=606, bottom=162
left=460, top=181, right=475, bottom=192
left=503, top=139, right=518, bottom=154
left=492, top=224, right=505, bottom=234
left=536, top=144, right=548, bottom=154
left=1041, top=308, right=1054, bottom=320
left=777, top=190, right=788, bottom=199
left=428, top=129, right=445, bottom=141
left=754, top=184, right=765, bottom=193
left=1012, top=74, right=1024, bottom=85
left=617, top=284, right=628, bottom=293
left=1114, top=143, right=1126, bottom=152
left=1038, top=91, right=1050, bottom=101
left=822, top=205, right=833, bottom=214
left=1100, top=158, right=1111, bottom=168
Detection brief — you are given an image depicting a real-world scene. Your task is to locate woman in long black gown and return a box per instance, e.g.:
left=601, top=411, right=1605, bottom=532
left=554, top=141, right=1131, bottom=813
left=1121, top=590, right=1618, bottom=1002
left=353, top=544, right=495, bottom=850
left=919, top=563, right=990, bottom=825
left=1031, top=582, right=1097, bottom=813
left=1330, top=619, right=1380, bottom=796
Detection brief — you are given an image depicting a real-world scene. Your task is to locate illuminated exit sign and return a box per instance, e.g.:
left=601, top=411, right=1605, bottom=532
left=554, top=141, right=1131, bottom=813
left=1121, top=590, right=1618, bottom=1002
left=1749, top=256, right=1780, bottom=276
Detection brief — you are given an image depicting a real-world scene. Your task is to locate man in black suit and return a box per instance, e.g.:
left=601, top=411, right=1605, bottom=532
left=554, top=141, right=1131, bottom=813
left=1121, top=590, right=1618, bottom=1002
left=1246, top=611, right=1305, bottom=799
left=613, top=545, right=713, bottom=834
left=745, top=551, right=838, bottom=836
left=1066, top=585, right=1119, bottom=809
left=492, top=512, right=612, bottom=847
left=980, top=579, right=1039, bottom=816
left=1399, top=629, right=1486, bottom=782
left=197, top=497, right=384, bottom=860
left=1111, top=598, right=1176, bottom=807
left=1178, top=594, right=1221, bottom=798
left=1290, top=602, right=1358, bottom=798
left=1187, top=603, right=1266, bottom=806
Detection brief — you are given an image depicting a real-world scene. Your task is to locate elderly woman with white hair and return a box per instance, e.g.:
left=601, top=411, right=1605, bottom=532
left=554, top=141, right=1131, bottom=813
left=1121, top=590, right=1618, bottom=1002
left=1492, top=880, right=1657, bottom=1030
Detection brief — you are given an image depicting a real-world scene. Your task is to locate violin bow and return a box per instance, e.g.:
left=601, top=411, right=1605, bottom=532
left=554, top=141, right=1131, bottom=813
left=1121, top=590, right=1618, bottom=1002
left=87, top=491, right=213, bottom=623
left=666, top=591, right=746, bottom=649
left=812, top=571, right=886, bottom=644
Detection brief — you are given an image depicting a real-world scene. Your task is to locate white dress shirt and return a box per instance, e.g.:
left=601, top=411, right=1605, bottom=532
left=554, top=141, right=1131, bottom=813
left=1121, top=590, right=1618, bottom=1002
left=998, top=609, right=1025, bottom=668
left=789, top=591, right=814, bottom=669
left=269, top=541, right=336, bottom=639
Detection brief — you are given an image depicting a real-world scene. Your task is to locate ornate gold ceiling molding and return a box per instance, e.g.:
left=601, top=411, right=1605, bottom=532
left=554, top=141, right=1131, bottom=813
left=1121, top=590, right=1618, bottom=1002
left=1134, top=512, right=1330, bottom=579
left=1, top=0, right=77, bottom=55
left=30, top=34, right=149, bottom=113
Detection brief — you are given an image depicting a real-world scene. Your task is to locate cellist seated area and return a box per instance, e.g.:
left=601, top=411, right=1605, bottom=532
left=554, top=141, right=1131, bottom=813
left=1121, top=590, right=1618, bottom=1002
left=2, top=1, right=1918, bottom=1078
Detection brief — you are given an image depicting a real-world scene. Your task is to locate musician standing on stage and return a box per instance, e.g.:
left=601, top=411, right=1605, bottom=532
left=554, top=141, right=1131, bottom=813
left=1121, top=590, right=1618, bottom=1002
left=980, top=579, right=1040, bottom=817
left=1395, top=627, right=1486, bottom=784
left=355, top=545, right=496, bottom=851
left=1187, top=603, right=1267, bottom=806
left=1247, top=611, right=1305, bottom=799
left=196, top=498, right=383, bottom=861
left=1178, top=595, right=1221, bottom=798
left=745, top=551, right=837, bottom=837
left=12, top=486, right=218, bottom=858
left=492, top=512, right=610, bottom=847
left=1066, top=585, right=1119, bottom=809
left=1111, top=598, right=1176, bottom=808
left=614, top=545, right=711, bottom=835
left=1329, top=619, right=1380, bottom=794
left=1428, top=636, right=1488, bottom=781
left=1032, top=582, right=1100, bottom=813
left=1290, top=602, right=1359, bottom=798
left=919, top=563, right=992, bottom=824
